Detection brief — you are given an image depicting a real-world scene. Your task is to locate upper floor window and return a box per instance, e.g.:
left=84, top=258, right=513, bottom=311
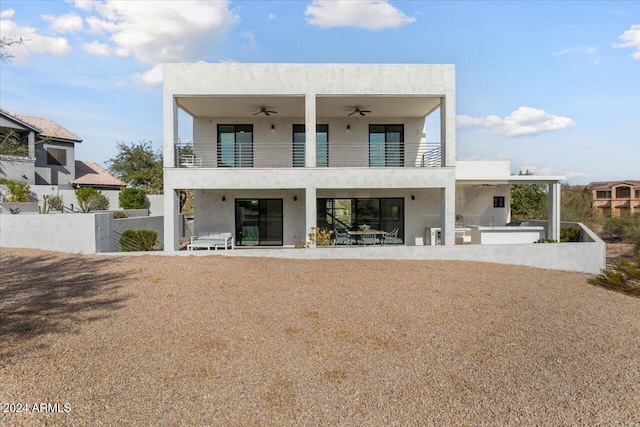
left=218, top=125, right=253, bottom=167
left=47, top=147, right=66, bottom=166
left=617, top=187, right=631, bottom=198
left=369, top=125, right=404, bottom=167
left=292, top=124, right=328, bottom=167
left=596, top=191, right=612, bottom=199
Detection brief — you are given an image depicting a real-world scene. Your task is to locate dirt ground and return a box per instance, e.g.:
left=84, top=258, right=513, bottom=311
left=1, top=248, right=639, bottom=426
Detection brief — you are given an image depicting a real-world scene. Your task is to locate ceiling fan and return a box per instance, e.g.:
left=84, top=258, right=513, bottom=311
left=253, top=107, right=278, bottom=116
left=346, top=107, right=372, bottom=116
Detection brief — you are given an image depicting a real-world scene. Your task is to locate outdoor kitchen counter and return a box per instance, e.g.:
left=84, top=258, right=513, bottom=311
left=468, top=225, right=546, bottom=245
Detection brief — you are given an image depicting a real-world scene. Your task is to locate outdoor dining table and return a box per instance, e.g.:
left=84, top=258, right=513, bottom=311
left=347, top=229, right=388, bottom=245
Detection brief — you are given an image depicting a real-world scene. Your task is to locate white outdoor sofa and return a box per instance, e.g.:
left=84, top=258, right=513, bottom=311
left=187, top=232, right=234, bottom=250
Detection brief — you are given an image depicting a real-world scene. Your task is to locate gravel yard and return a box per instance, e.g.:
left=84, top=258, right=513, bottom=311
left=1, top=248, right=639, bottom=426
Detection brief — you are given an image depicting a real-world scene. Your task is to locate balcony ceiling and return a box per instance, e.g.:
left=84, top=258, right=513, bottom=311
left=177, top=95, right=441, bottom=118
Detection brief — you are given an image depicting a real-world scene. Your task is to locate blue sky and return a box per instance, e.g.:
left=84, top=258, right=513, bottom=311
left=1, top=0, right=638, bottom=184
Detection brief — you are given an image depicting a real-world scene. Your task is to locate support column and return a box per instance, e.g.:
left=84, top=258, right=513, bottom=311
left=164, top=188, right=180, bottom=251
left=305, top=93, right=316, bottom=167
left=548, top=181, right=561, bottom=241
left=163, top=95, right=178, bottom=168
left=305, top=186, right=317, bottom=247
left=441, top=95, right=456, bottom=167
left=28, top=132, right=35, bottom=158
left=440, top=186, right=455, bottom=245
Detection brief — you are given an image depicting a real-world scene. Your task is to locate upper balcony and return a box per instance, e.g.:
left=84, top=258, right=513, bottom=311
left=175, top=140, right=442, bottom=169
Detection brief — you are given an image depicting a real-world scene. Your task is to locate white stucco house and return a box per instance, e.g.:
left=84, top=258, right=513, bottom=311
left=162, top=63, right=568, bottom=253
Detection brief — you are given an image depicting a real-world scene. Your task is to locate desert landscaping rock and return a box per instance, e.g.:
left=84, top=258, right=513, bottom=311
left=1, top=248, right=639, bottom=425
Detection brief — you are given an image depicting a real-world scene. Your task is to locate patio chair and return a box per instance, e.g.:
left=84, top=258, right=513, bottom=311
left=360, top=232, right=377, bottom=246
left=335, top=230, right=352, bottom=246
left=382, top=228, right=401, bottom=245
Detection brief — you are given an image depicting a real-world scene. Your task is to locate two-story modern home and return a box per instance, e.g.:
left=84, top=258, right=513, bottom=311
left=588, top=180, right=640, bottom=217
left=163, top=63, right=564, bottom=251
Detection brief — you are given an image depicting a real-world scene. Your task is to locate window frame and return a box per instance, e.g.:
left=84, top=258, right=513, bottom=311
left=46, top=147, right=67, bottom=166
left=292, top=124, right=329, bottom=167
left=217, top=124, right=253, bottom=167
left=369, top=124, right=404, bottom=167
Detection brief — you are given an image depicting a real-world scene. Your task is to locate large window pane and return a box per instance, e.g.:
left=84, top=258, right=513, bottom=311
left=218, top=125, right=253, bottom=167
left=292, top=124, right=328, bottom=167
left=317, top=197, right=404, bottom=243
left=356, top=198, right=380, bottom=230
left=369, top=125, right=404, bottom=167
left=235, top=199, right=283, bottom=246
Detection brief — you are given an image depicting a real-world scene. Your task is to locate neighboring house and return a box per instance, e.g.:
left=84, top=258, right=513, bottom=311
left=587, top=180, right=640, bottom=217
left=162, top=63, right=564, bottom=250
left=71, top=161, right=125, bottom=190
left=0, top=108, right=82, bottom=188
left=0, top=109, right=124, bottom=209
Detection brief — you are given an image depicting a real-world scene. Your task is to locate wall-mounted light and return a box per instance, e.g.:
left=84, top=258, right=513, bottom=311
left=293, top=196, right=298, bottom=202
left=346, top=124, right=351, bottom=132
left=411, top=195, right=415, bottom=200
left=271, top=124, right=275, bottom=131
left=222, top=196, right=226, bottom=202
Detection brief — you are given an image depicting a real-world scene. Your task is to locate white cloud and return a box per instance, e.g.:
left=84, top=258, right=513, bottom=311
left=457, top=107, right=576, bottom=137
left=267, top=13, right=275, bottom=21
left=81, top=0, right=237, bottom=67
left=1, top=8, right=15, bottom=19
left=42, top=12, right=83, bottom=33
left=241, top=31, right=258, bottom=52
left=612, top=24, right=640, bottom=59
left=66, top=0, right=95, bottom=11
left=82, top=40, right=111, bottom=55
left=305, top=0, right=415, bottom=30
left=552, top=45, right=597, bottom=56
left=0, top=17, right=71, bottom=60
left=134, top=64, right=163, bottom=86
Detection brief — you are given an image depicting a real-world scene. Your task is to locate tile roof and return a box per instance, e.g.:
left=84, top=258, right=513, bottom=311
left=71, top=161, right=126, bottom=188
left=6, top=111, right=82, bottom=142
left=587, top=180, right=640, bottom=190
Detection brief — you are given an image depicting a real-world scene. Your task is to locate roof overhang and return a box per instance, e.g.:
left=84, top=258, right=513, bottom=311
left=176, top=95, right=441, bottom=118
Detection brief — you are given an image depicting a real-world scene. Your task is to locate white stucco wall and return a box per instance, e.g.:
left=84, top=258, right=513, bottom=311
left=455, top=184, right=510, bottom=226
left=0, top=212, right=98, bottom=253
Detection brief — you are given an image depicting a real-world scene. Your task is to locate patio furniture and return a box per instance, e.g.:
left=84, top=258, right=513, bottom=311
left=335, top=230, right=353, bottom=246
left=382, top=228, right=401, bottom=245
left=187, top=232, right=233, bottom=250
left=360, top=232, right=377, bottom=245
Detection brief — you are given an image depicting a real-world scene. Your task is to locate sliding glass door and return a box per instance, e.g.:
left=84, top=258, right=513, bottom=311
left=369, top=125, right=404, bottom=167
left=292, top=124, right=329, bottom=167
left=235, top=199, right=283, bottom=246
left=218, top=125, right=253, bottom=167
left=317, top=197, right=404, bottom=242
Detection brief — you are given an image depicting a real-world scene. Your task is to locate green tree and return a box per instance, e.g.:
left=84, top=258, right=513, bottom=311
left=107, top=141, right=163, bottom=194
left=119, top=188, right=148, bottom=209
left=510, top=170, right=548, bottom=219
left=0, top=178, right=31, bottom=202
left=561, top=185, right=596, bottom=226
left=0, top=129, right=29, bottom=176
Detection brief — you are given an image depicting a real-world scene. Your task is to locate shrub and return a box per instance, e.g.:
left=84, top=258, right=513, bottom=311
left=86, top=192, right=110, bottom=211
left=47, top=194, right=63, bottom=211
left=0, top=178, right=31, bottom=202
left=121, top=229, right=158, bottom=251
left=560, top=226, right=582, bottom=242
left=119, top=188, right=147, bottom=209
left=588, top=255, right=640, bottom=297
left=75, top=187, right=99, bottom=204
left=113, top=212, right=130, bottom=219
